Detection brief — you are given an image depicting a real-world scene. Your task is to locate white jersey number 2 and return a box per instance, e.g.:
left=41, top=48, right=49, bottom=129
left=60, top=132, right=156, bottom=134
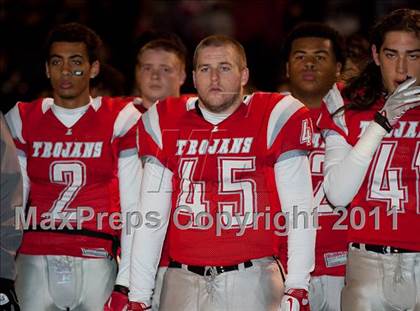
left=49, top=160, right=86, bottom=220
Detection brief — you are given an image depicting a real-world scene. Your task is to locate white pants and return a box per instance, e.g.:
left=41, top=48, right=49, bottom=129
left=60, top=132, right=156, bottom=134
left=159, top=257, right=284, bottom=311
left=16, top=254, right=117, bottom=311
left=342, top=246, right=420, bottom=311
left=309, top=275, right=344, bottom=311
left=151, top=267, right=167, bottom=311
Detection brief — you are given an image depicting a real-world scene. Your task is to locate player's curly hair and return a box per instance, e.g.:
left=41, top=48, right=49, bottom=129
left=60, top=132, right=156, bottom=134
left=341, top=8, right=420, bottom=112
left=282, top=22, right=346, bottom=65
left=44, top=22, right=103, bottom=64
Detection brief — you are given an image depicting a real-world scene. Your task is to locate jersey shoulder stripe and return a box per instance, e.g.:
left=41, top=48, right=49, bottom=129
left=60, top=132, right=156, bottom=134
left=267, top=94, right=305, bottom=149
left=112, top=103, right=141, bottom=141
left=142, top=103, right=163, bottom=149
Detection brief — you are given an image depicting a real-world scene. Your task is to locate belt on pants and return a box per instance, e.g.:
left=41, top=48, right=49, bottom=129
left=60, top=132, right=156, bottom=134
left=351, top=242, right=417, bottom=254
left=169, top=260, right=253, bottom=276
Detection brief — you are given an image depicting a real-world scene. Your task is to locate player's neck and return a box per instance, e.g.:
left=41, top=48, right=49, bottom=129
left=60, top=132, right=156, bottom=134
left=141, top=98, right=153, bottom=109
left=291, top=92, right=323, bottom=109
left=53, top=93, right=91, bottom=109
left=199, top=93, right=244, bottom=116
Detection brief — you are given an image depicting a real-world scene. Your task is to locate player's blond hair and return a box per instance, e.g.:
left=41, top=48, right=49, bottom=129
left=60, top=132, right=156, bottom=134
left=193, top=35, right=247, bottom=70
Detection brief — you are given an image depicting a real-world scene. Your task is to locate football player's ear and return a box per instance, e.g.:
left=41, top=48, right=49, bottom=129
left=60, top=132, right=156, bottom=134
left=372, top=45, right=380, bottom=66
left=45, top=62, right=50, bottom=79
left=192, top=70, right=197, bottom=89
left=179, top=68, right=187, bottom=87
left=286, top=62, right=290, bottom=79
left=336, top=62, right=343, bottom=78
left=240, top=67, right=249, bottom=87
left=90, top=61, right=100, bottom=79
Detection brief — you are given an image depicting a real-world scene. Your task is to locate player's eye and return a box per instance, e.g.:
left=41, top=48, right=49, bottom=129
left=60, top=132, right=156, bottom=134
left=72, top=59, right=83, bottom=66
left=220, top=65, right=231, bottom=72
left=316, top=55, right=326, bottom=61
left=294, top=55, right=305, bottom=61
left=162, top=66, right=172, bottom=73
left=199, top=66, right=209, bottom=73
left=50, top=58, right=62, bottom=66
left=385, top=53, right=397, bottom=59
left=408, top=54, right=419, bottom=61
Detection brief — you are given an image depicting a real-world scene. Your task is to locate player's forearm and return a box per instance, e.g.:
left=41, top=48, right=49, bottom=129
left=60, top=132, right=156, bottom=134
left=323, top=123, right=387, bottom=207
left=17, top=155, right=29, bottom=209
left=275, top=155, right=315, bottom=291
left=116, top=154, right=143, bottom=287
left=129, top=160, right=172, bottom=305
left=0, top=114, right=23, bottom=280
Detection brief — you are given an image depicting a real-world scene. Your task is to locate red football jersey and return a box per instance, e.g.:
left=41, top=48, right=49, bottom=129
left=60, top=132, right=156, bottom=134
left=138, top=93, right=313, bottom=266
left=309, top=107, right=347, bottom=276
left=318, top=85, right=420, bottom=251
left=6, top=97, right=140, bottom=257
left=277, top=107, right=347, bottom=276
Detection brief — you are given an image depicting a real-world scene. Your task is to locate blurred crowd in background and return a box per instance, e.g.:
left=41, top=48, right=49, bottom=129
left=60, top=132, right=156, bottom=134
left=1, top=0, right=419, bottom=113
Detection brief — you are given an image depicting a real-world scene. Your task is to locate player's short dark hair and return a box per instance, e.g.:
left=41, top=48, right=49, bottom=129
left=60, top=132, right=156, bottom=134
left=283, top=22, right=345, bottom=65
left=44, top=22, right=103, bottom=64
left=138, top=38, right=187, bottom=70
left=371, top=8, right=419, bottom=50
left=193, top=35, right=247, bottom=69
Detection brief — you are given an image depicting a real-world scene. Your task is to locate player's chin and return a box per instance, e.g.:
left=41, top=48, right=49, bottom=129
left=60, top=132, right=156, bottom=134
left=148, top=89, right=165, bottom=101
left=57, top=89, right=79, bottom=100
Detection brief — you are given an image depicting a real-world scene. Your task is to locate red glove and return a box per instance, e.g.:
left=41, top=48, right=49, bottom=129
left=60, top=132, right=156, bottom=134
left=280, top=288, right=310, bottom=311
left=104, top=286, right=129, bottom=311
left=127, top=302, right=151, bottom=311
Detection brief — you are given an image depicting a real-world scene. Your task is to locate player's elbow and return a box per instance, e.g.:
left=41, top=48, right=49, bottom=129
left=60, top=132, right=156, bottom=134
left=323, top=180, right=351, bottom=208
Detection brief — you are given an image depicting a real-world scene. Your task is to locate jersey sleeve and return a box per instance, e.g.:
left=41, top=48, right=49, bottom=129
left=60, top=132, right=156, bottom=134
left=112, top=102, right=141, bottom=157
left=5, top=103, right=27, bottom=155
left=267, top=95, right=313, bottom=162
left=138, top=102, right=169, bottom=168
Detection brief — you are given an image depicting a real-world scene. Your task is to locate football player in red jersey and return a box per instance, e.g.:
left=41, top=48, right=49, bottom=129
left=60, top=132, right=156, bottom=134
left=128, top=35, right=316, bottom=311
left=283, top=22, right=346, bottom=311
left=105, top=35, right=188, bottom=311
left=132, top=36, right=187, bottom=113
left=0, top=112, right=23, bottom=311
left=318, top=9, right=420, bottom=311
left=5, top=23, right=142, bottom=311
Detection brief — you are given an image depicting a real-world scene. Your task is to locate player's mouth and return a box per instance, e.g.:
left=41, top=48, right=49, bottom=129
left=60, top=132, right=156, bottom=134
left=302, top=72, right=316, bottom=81
left=393, top=79, right=407, bottom=90
left=60, top=80, right=73, bottom=89
left=209, top=87, right=223, bottom=93
left=149, top=84, right=162, bottom=90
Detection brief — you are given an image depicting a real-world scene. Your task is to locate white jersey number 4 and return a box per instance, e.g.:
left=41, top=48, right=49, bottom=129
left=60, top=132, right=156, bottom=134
left=176, top=157, right=257, bottom=228
left=367, top=141, right=420, bottom=213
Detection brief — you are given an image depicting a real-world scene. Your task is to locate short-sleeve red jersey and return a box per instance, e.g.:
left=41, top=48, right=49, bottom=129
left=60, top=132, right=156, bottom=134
left=6, top=96, right=140, bottom=257
left=310, top=106, right=347, bottom=276
left=138, top=93, right=313, bottom=266
left=318, top=85, right=420, bottom=251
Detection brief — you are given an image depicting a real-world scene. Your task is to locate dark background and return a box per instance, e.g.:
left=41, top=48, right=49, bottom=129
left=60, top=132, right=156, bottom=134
left=1, top=0, right=419, bottom=113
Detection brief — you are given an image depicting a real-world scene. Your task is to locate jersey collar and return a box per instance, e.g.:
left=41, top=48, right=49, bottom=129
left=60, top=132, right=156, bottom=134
left=41, top=96, right=102, bottom=114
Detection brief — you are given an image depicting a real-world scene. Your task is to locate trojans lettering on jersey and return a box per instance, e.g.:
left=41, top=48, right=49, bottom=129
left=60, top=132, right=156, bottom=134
left=138, top=93, right=313, bottom=266
left=318, top=84, right=420, bottom=251
left=6, top=96, right=140, bottom=257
